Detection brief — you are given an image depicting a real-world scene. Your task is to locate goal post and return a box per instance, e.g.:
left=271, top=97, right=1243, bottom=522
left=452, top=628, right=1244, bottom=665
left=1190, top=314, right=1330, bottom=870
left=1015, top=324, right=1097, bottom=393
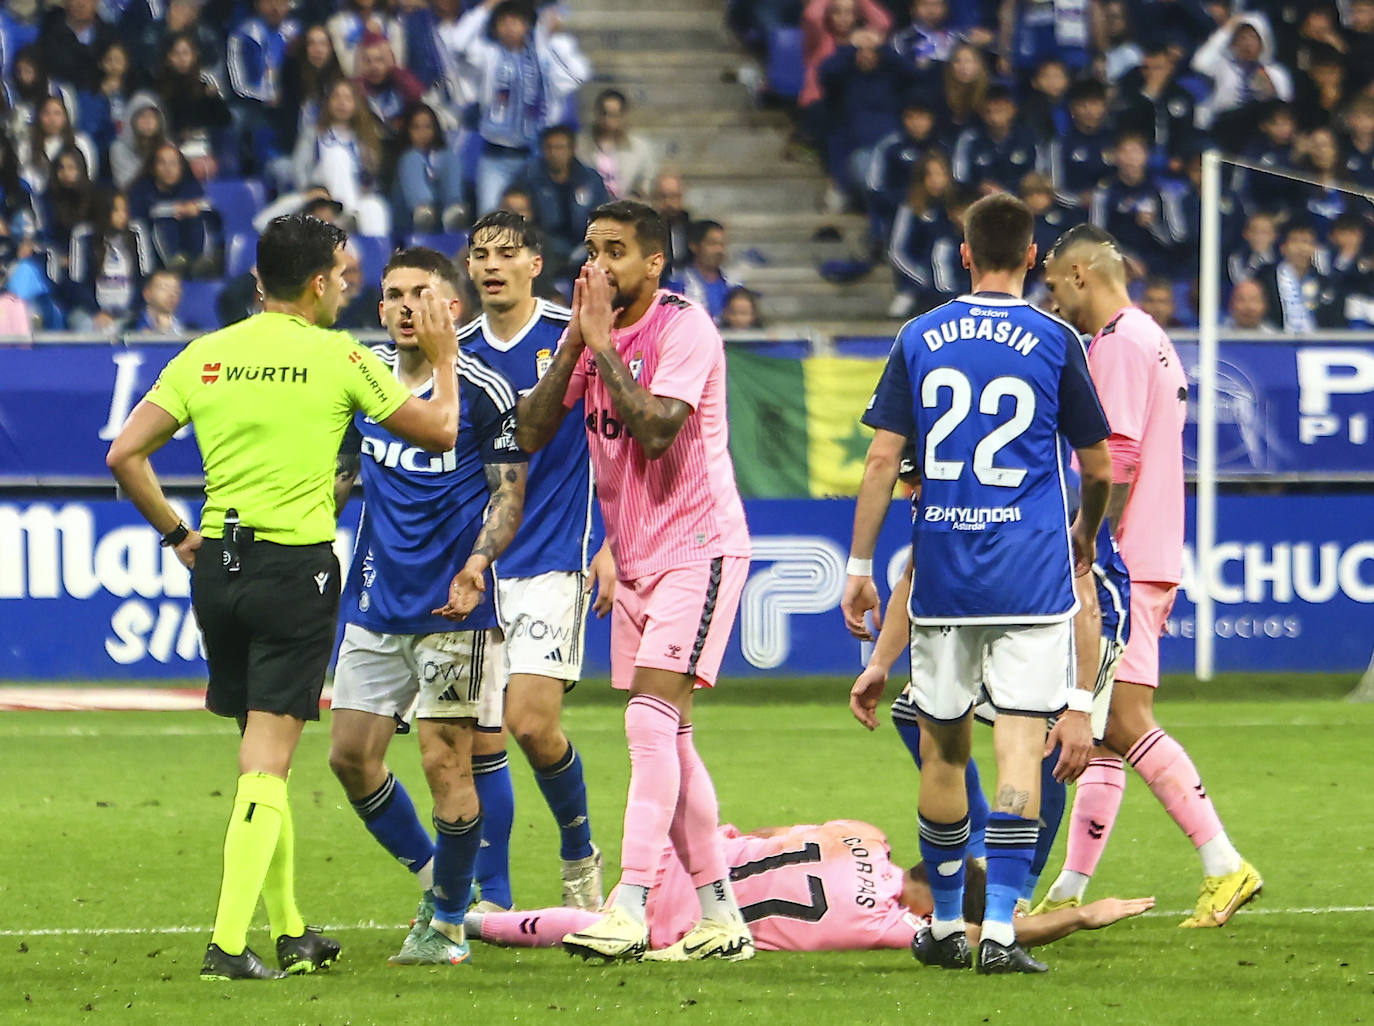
left=1195, top=149, right=1222, bottom=682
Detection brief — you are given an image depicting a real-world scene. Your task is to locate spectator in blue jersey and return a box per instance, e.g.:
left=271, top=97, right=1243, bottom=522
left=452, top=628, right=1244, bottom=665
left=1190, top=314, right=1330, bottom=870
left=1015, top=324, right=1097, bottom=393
left=37, top=0, right=117, bottom=93
left=397, top=0, right=452, bottom=94
left=1190, top=12, right=1293, bottom=151
left=889, top=0, right=957, bottom=100
left=951, top=84, right=1040, bottom=196
left=394, top=102, right=469, bottom=235
left=1048, top=78, right=1114, bottom=207
left=1232, top=101, right=1301, bottom=217
left=451, top=0, right=590, bottom=217
left=75, top=40, right=136, bottom=171
left=354, top=34, right=425, bottom=137
left=513, top=125, right=610, bottom=283
left=64, top=189, right=150, bottom=332
left=1226, top=212, right=1279, bottom=287
left=128, top=141, right=220, bottom=277
left=670, top=218, right=734, bottom=321
left=1324, top=214, right=1374, bottom=327
left=1112, top=41, right=1196, bottom=175
left=1254, top=222, right=1333, bottom=331
left=818, top=29, right=916, bottom=205
left=887, top=150, right=962, bottom=318
left=846, top=191, right=1112, bottom=976
left=1299, top=126, right=1370, bottom=237
left=1020, top=171, right=1084, bottom=293
left=457, top=210, right=610, bottom=915
left=329, top=246, right=527, bottom=969
left=226, top=0, right=301, bottom=170
left=130, top=267, right=184, bottom=333
left=293, top=78, right=390, bottom=237
left=156, top=32, right=234, bottom=183
left=999, top=0, right=1091, bottom=76
left=866, top=98, right=937, bottom=236
left=1089, top=133, right=1187, bottom=278
left=328, top=0, right=404, bottom=77
left=1021, top=57, right=1071, bottom=141
left=1342, top=96, right=1374, bottom=187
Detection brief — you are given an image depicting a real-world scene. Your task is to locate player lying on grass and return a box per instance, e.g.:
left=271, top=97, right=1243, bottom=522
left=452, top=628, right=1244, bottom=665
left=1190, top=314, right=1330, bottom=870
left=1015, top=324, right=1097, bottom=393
left=462, top=819, right=1153, bottom=955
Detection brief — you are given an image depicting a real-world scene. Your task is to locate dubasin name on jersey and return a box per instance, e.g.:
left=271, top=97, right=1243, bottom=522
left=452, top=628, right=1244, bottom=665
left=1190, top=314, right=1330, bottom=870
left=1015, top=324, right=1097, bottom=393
left=921, top=306, right=1041, bottom=355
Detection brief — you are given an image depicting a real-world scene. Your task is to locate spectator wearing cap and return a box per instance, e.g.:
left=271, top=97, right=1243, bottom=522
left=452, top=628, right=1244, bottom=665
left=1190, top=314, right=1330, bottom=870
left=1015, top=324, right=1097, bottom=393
left=865, top=98, right=936, bottom=236
left=669, top=219, right=735, bottom=321
left=1047, top=78, right=1114, bottom=207
left=1341, top=96, right=1374, bottom=187
left=1223, top=278, right=1276, bottom=331
left=818, top=30, right=916, bottom=205
left=887, top=150, right=962, bottom=318
left=1022, top=57, right=1072, bottom=140
left=580, top=88, right=656, bottom=200
left=1254, top=222, right=1333, bottom=331
left=393, top=102, right=468, bottom=234
left=1090, top=132, right=1188, bottom=278
left=38, top=0, right=117, bottom=93
left=1226, top=211, right=1279, bottom=287
left=1233, top=102, right=1302, bottom=218
left=226, top=0, right=301, bottom=168
left=950, top=84, right=1040, bottom=195
left=328, top=0, right=404, bottom=77
left=451, top=0, right=590, bottom=217
left=1113, top=40, right=1197, bottom=174
left=999, top=0, right=1091, bottom=76
left=354, top=33, right=425, bottom=134
left=515, top=125, right=610, bottom=281
left=1191, top=12, right=1293, bottom=151
left=889, top=0, right=955, bottom=101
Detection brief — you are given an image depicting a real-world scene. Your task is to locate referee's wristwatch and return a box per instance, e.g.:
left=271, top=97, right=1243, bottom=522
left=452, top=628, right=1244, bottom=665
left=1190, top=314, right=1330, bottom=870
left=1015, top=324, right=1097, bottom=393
left=160, top=522, right=190, bottom=548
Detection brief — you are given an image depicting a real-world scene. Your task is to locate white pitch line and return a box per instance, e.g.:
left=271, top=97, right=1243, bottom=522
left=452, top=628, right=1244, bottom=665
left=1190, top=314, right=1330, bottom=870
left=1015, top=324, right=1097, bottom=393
left=4, top=906, right=1372, bottom=938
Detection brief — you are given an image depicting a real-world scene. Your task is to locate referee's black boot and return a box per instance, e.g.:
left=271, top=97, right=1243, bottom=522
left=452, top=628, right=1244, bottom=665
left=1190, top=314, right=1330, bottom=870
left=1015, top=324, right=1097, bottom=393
left=911, top=925, right=972, bottom=969
left=276, top=927, right=342, bottom=974
left=200, top=943, right=287, bottom=981
left=975, top=938, right=1048, bottom=975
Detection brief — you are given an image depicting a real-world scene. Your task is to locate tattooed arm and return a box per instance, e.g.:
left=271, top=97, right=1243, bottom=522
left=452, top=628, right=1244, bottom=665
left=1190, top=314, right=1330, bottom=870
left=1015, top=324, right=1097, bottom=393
left=516, top=339, right=581, bottom=454
left=1105, top=478, right=1132, bottom=536
left=591, top=350, right=691, bottom=460
left=334, top=449, right=361, bottom=519
left=432, top=462, right=528, bottom=621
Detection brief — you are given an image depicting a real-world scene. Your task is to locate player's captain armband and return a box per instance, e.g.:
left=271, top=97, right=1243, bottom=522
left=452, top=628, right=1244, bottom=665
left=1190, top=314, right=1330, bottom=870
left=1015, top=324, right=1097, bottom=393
left=1107, top=434, right=1141, bottom=485
left=1066, top=689, right=1093, bottom=714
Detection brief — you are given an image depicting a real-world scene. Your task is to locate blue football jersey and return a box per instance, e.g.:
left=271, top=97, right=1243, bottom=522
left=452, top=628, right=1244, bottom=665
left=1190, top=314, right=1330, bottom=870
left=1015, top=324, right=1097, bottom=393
left=459, top=300, right=593, bottom=578
left=864, top=293, right=1110, bottom=624
left=1062, top=460, right=1131, bottom=647
left=342, top=348, right=524, bottom=635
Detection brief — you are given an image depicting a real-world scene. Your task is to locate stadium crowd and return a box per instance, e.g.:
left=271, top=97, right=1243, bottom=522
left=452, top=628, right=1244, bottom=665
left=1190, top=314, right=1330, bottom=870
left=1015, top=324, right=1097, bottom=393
left=0, top=0, right=761, bottom=334
left=732, top=0, right=1374, bottom=329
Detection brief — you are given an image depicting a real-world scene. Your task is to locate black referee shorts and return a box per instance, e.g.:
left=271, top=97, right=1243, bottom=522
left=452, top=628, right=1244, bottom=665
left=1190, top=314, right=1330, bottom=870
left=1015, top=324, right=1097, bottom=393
left=192, top=538, right=341, bottom=722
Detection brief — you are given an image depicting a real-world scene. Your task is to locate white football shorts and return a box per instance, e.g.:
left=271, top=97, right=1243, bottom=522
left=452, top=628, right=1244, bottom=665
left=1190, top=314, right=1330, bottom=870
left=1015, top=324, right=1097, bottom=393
left=496, top=570, right=589, bottom=683
left=332, top=623, right=506, bottom=730
left=905, top=620, right=1073, bottom=724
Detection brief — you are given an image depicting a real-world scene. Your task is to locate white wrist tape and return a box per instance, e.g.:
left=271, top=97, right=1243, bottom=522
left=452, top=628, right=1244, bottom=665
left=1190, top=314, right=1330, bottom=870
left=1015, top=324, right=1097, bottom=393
left=846, top=557, right=874, bottom=577
left=1066, top=690, right=1093, bottom=714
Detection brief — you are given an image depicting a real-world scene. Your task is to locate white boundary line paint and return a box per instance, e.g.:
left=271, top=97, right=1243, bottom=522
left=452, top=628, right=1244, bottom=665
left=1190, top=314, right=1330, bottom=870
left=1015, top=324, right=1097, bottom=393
left=3, top=907, right=1372, bottom=937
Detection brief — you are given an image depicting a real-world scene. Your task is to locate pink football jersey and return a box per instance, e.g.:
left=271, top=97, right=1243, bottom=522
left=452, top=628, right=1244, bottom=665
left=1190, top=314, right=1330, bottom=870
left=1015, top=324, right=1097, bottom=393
left=562, top=290, right=751, bottom=580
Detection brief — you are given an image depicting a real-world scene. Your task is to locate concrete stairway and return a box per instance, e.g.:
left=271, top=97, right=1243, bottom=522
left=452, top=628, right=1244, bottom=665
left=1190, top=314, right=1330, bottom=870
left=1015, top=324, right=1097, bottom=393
left=563, top=0, right=897, bottom=337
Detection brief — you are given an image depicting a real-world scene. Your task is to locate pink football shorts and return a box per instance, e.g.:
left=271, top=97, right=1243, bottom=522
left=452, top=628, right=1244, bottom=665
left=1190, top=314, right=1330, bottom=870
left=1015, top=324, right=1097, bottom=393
left=1116, top=581, right=1177, bottom=689
left=610, top=556, right=749, bottom=690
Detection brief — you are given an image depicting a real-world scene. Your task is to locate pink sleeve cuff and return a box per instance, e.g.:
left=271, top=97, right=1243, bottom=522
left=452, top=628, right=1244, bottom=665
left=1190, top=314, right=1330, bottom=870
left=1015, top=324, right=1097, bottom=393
left=1107, top=434, right=1141, bottom=484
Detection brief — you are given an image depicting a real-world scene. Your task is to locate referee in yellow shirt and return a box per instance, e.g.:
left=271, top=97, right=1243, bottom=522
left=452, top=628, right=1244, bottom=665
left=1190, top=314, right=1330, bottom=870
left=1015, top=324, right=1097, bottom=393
left=107, top=214, right=461, bottom=981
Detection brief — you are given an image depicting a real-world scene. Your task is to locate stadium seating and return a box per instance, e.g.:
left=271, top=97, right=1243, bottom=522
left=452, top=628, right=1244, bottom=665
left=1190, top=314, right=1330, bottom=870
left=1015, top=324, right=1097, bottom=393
left=177, top=280, right=226, bottom=331
left=352, top=236, right=393, bottom=289
left=405, top=232, right=467, bottom=257
left=766, top=27, right=804, bottom=101
left=225, top=232, right=257, bottom=278
left=204, top=179, right=266, bottom=240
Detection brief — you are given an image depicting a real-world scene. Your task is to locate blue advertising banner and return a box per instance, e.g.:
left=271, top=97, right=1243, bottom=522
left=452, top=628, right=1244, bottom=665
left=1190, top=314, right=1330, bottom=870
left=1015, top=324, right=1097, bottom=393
left=2, top=339, right=1373, bottom=484
left=2, top=495, right=1370, bottom=680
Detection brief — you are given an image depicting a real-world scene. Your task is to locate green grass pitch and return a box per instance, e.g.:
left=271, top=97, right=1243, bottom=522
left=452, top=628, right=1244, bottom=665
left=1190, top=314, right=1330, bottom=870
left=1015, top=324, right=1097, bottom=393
left=3, top=675, right=1373, bottom=1025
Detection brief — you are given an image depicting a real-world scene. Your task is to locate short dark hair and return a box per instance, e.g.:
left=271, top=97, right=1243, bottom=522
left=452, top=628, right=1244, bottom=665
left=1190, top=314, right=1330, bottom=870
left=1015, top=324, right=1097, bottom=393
left=909, top=858, right=986, bottom=925
left=587, top=200, right=669, bottom=257
left=1332, top=212, right=1367, bottom=234
left=1046, top=222, right=1119, bottom=265
left=1143, top=274, right=1173, bottom=293
left=963, top=193, right=1034, bottom=272
left=382, top=246, right=463, bottom=293
left=596, top=87, right=628, bottom=111
left=1115, top=129, right=1150, bottom=151
left=688, top=219, right=724, bottom=248
left=1067, top=78, right=1107, bottom=105
left=469, top=209, right=542, bottom=254
left=490, top=0, right=533, bottom=28
left=984, top=83, right=1014, bottom=105
left=256, top=213, right=347, bottom=300
left=1283, top=220, right=1318, bottom=241
left=541, top=123, right=576, bottom=147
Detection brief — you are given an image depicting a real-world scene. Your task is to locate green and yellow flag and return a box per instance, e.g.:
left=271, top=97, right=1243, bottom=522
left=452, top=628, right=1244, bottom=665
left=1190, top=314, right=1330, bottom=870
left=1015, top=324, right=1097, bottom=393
left=726, top=349, right=887, bottom=498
